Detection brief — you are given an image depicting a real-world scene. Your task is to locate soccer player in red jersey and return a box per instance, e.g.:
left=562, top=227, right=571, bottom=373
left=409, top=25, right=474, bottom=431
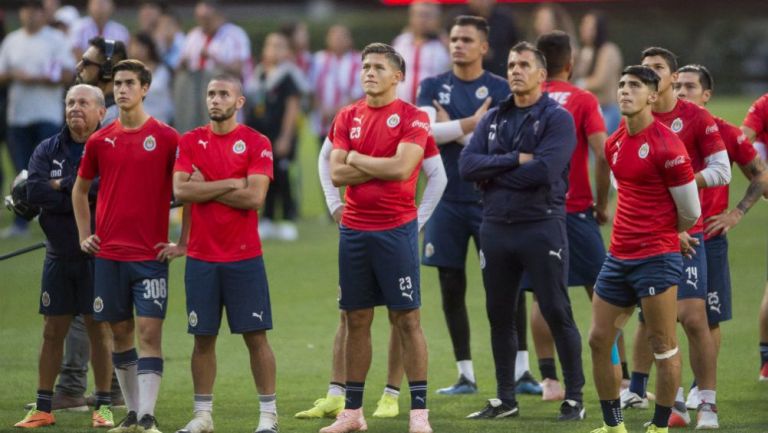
left=740, top=93, right=768, bottom=381
left=674, top=64, right=768, bottom=405
left=528, top=30, right=611, bottom=401
left=320, top=43, right=433, bottom=433
left=172, top=75, right=278, bottom=433
left=589, top=65, right=701, bottom=433
left=72, top=60, right=183, bottom=433
left=622, top=48, right=730, bottom=429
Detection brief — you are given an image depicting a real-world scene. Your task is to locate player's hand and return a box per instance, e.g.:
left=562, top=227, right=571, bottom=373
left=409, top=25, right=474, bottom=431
left=705, top=209, right=743, bottom=236
left=80, top=235, right=101, bottom=255
left=332, top=204, right=345, bottom=224
left=678, top=232, right=699, bottom=258
left=594, top=204, right=610, bottom=225
left=432, top=100, right=451, bottom=122
left=190, top=165, right=205, bottom=182
left=274, top=137, right=291, bottom=159
left=49, top=179, right=63, bottom=191
left=473, top=97, right=492, bottom=121
left=345, top=150, right=359, bottom=166
left=519, top=153, right=534, bottom=164
left=155, top=242, right=187, bottom=262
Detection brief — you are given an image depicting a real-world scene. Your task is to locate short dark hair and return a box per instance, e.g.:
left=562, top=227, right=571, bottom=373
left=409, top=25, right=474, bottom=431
left=621, top=65, right=660, bottom=91
left=88, top=36, right=127, bottom=64
left=510, top=41, right=547, bottom=70
left=677, top=64, right=714, bottom=92
left=139, top=0, right=168, bottom=12
left=133, top=32, right=161, bottom=64
left=209, top=74, right=243, bottom=96
left=113, top=59, right=153, bottom=87
left=536, top=31, right=571, bottom=76
left=361, top=43, right=406, bottom=78
left=453, top=15, right=490, bottom=38
left=641, top=46, right=678, bottom=72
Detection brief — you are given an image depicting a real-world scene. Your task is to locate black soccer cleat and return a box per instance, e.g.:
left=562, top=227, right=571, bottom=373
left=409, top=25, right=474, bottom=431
left=466, top=398, right=519, bottom=419
left=558, top=399, right=586, bottom=421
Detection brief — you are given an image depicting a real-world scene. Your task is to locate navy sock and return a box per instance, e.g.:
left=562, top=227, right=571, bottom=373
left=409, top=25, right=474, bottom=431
left=409, top=381, right=427, bottom=410
left=137, top=357, right=164, bottom=376
left=760, top=342, right=768, bottom=364
left=95, top=391, right=111, bottom=409
left=538, top=358, right=558, bottom=380
left=112, top=348, right=139, bottom=369
left=345, top=382, right=364, bottom=410
left=652, top=404, right=672, bottom=428
left=621, top=362, right=630, bottom=380
left=629, top=371, right=648, bottom=397
left=690, top=379, right=697, bottom=390
left=599, top=399, right=623, bottom=427
left=36, top=390, right=54, bottom=413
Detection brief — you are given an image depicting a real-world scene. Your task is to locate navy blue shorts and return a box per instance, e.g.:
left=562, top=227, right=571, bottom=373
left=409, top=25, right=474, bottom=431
left=339, top=220, right=420, bottom=311
left=677, top=233, right=708, bottom=300
left=520, top=210, right=606, bottom=290
left=93, top=258, right=169, bottom=322
left=421, top=200, right=482, bottom=269
left=594, top=253, right=683, bottom=308
left=185, top=256, right=272, bottom=335
left=39, top=257, right=94, bottom=316
left=704, top=235, right=731, bottom=324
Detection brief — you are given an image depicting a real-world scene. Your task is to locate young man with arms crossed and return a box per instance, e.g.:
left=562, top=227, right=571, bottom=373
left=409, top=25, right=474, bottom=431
left=321, top=42, right=433, bottom=433
left=588, top=65, right=701, bottom=433
left=172, top=75, right=278, bottom=433
left=674, top=64, right=768, bottom=411
left=73, top=59, right=183, bottom=433
left=624, top=48, right=729, bottom=430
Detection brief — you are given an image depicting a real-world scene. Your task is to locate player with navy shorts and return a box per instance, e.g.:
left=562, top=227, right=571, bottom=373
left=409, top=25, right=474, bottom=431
left=172, top=74, right=278, bottom=433
left=73, top=60, right=182, bottom=433
left=739, top=92, right=768, bottom=382
left=460, top=42, right=585, bottom=422
left=416, top=15, right=510, bottom=396
left=320, top=43, right=434, bottom=433
left=520, top=31, right=611, bottom=401
left=13, top=84, right=114, bottom=429
left=674, top=64, right=768, bottom=406
left=588, top=64, right=701, bottom=433
left=623, top=48, right=730, bottom=430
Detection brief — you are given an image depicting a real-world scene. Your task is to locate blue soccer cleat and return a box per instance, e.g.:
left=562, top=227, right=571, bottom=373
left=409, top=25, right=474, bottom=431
left=436, top=375, right=477, bottom=395
left=515, top=371, right=543, bottom=395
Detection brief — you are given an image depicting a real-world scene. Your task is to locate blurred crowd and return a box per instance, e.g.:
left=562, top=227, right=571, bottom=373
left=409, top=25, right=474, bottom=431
left=0, top=0, right=623, bottom=241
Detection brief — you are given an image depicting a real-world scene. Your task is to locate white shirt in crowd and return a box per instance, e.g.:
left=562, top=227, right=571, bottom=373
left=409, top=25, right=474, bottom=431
left=180, top=22, right=252, bottom=80
left=68, top=16, right=130, bottom=54
left=0, top=26, right=75, bottom=126
left=392, top=31, right=450, bottom=104
left=144, top=64, right=174, bottom=124
left=309, top=50, right=363, bottom=136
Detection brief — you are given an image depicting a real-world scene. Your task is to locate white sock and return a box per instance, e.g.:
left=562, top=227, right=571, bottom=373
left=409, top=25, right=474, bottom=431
left=515, top=351, right=530, bottom=381
left=457, top=360, right=475, bottom=383
left=327, top=384, right=345, bottom=397
left=193, top=394, right=213, bottom=413
left=259, top=394, right=277, bottom=415
left=138, top=373, right=162, bottom=418
left=114, top=364, right=139, bottom=413
left=257, top=412, right=277, bottom=430
left=698, top=389, right=716, bottom=405
left=675, top=386, right=685, bottom=403
left=383, top=386, right=400, bottom=398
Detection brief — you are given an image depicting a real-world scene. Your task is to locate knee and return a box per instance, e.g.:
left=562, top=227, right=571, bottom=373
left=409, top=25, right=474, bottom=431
left=42, top=322, right=68, bottom=343
left=588, top=328, right=614, bottom=353
left=194, top=336, right=217, bottom=355
left=537, top=301, right=573, bottom=328
left=679, top=310, right=708, bottom=335
left=346, top=311, right=372, bottom=331
left=393, top=311, right=421, bottom=335
left=243, top=331, right=268, bottom=351
left=647, top=332, right=676, bottom=356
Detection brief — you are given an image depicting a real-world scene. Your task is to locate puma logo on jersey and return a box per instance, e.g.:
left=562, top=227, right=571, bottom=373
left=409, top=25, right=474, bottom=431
left=154, top=300, right=163, bottom=310
left=549, top=249, right=563, bottom=260
left=401, top=291, right=414, bottom=302
left=353, top=116, right=364, bottom=124
left=441, top=84, right=452, bottom=92
left=105, top=137, right=117, bottom=147
left=253, top=311, right=264, bottom=321
left=686, top=279, right=698, bottom=290
left=52, top=159, right=64, bottom=168
left=198, top=139, right=208, bottom=149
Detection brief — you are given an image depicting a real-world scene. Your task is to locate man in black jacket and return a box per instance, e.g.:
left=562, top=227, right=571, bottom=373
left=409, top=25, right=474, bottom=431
left=14, top=84, right=115, bottom=429
left=459, top=42, right=585, bottom=421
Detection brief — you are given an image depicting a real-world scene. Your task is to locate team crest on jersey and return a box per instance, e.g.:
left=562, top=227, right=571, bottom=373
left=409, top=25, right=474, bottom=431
left=425, top=242, right=435, bottom=258
left=188, top=311, right=198, bottom=327
left=41, top=291, right=50, bottom=307
left=233, top=140, right=246, bottom=154
left=638, top=143, right=650, bottom=159
left=387, top=114, right=400, bottom=128
left=671, top=118, right=683, bottom=133
left=475, top=85, right=489, bottom=99
left=93, top=296, right=103, bottom=313
left=479, top=250, right=486, bottom=270
left=143, top=135, right=157, bottom=151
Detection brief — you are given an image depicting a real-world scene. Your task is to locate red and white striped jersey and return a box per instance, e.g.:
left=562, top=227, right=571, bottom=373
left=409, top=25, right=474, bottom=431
left=392, top=32, right=450, bottom=104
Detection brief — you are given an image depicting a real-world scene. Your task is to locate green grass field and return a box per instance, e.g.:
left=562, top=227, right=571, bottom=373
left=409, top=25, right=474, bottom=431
left=1, top=97, right=767, bottom=433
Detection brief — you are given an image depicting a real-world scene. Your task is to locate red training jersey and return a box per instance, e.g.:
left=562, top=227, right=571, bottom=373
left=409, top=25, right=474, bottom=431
left=606, top=120, right=695, bottom=260
left=79, top=117, right=179, bottom=261
left=652, top=98, right=725, bottom=234
left=743, top=93, right=768, bottom=147
left=332, top=98, right=430, bottom=231
left=701, top=117, right=757, bottom=239
left=543, top=80, right=606, bottom=213
left=174, top=124, right=274, bottom=262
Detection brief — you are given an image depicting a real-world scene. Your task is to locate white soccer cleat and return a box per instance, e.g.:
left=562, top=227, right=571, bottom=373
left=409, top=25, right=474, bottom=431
left=620, top=388, right=649, bottom=409
left=695, top=403, right=719, bottom=430
left=686, top=386, right=700, bottom=410
left=176, top=411, right=213, bottom=433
